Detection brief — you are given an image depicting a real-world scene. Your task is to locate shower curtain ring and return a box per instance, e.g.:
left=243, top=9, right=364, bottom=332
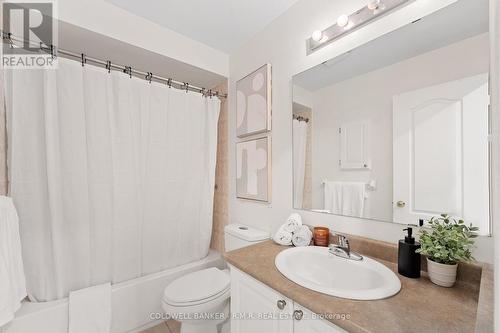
left=146, top=72, right=153, bottom=83
left=106, top=60, right=111, bottom=73
left=50, top=45, right=56, bottom=59
left=81, top=53, right=86, bottom=67
left=184, top=83, right=189, bottom=93
left=124, top=66, right=132, bottom=78
left=167, top=78, right=172, bottom=88
left=5, top=33, right=14, bottom=49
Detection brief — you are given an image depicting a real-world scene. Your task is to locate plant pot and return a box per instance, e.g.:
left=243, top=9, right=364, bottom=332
left=426, top=258, right=458, bottom=287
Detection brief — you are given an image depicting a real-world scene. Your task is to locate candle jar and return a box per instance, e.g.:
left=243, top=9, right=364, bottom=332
left=313, top=227, right=330, bottom=247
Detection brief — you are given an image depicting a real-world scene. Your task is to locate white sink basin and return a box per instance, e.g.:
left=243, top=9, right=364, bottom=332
left=275, top=246, right=401, bottom=300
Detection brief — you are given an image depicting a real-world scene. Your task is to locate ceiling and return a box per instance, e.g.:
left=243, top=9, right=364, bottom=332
left=294, top=0, right=489, bottom=91
left=104, top=0, right=300, bottom=53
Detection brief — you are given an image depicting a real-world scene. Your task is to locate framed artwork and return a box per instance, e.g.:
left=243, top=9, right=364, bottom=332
left=236, top=136, right=271, bottom=202
left=236, top=64, right=272, bottom=137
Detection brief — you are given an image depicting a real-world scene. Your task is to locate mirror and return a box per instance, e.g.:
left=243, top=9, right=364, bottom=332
left=292, top=0, right=491, bottom=234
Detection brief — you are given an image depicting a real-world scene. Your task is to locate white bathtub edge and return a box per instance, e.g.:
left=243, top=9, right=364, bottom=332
left=5, top=250, right=225, bottom=333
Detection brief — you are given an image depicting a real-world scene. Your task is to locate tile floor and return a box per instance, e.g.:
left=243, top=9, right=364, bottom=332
left=141, top=320, right=180, bottom=333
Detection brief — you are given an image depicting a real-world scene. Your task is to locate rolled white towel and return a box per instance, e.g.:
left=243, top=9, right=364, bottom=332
left=282, top=213, right=303, bottom=233
left=292, top=225, right=313, bottom=247
left=273, top=225, right=293, bottom=246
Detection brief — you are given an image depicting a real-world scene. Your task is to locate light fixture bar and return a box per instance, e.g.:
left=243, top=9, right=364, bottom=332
left=307, top=0, right=412, bottom=54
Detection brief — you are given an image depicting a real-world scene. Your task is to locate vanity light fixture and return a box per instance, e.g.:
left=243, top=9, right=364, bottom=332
left=307, top=0, right=411, bottom=54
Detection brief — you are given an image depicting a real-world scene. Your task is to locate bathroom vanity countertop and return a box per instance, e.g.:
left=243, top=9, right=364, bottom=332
left=224, top=240, right=489, bottom=333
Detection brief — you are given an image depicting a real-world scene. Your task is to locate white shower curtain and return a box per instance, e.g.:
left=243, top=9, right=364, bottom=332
left=293, top=119, right=307, bottom=209
left=4, top=58, right=220, bottom=301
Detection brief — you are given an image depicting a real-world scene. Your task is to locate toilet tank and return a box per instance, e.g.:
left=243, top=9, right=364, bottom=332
left=224, top=224, right=269, bottom=251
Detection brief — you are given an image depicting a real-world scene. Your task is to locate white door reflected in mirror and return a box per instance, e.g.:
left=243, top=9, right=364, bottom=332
left=393, top=74, right=490, bottom=232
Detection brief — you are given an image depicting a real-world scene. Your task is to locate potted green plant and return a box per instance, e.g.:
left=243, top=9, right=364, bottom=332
left=416, top=214, right=478, bottom=287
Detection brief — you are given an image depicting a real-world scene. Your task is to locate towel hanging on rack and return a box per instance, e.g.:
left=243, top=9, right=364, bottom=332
left=323, top=181, right=366, bottom=217
left=322, top=179, right=376, bottom=191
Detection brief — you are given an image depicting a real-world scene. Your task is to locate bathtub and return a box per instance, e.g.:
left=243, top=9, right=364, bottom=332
left=3, top=250, right=225, bottom=333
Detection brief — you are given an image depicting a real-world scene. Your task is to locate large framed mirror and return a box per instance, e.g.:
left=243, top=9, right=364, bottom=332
left=292, top=0, right=491, bottom=235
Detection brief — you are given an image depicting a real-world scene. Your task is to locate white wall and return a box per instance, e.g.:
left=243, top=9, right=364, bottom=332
left=292, top=85, right=314, bottom=109
left=57, top=0, right=229, bottom=76
left=489, top=0, right=500, bottom=329
left=309, top=34, right=489, bottom=223
left=228, top=0, right=494, bottom=264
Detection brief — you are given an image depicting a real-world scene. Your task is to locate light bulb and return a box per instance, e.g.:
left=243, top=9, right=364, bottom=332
left=311, top=30, right=323, bottom=42
left=337, top=14, right=349, bottom=27
left=367, top=0, right=380, bottom=10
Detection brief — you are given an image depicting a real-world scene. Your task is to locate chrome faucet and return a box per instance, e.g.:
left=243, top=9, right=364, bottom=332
left=329, top=234, right=363, bottom=261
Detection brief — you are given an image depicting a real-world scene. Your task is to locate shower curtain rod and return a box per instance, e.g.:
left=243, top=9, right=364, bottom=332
left=1, top=31, right=227, bottom=98
left=293, top=114, right=309, bottom=123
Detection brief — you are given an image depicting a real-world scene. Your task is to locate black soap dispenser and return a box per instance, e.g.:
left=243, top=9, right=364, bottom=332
left=398, top=227, right=421, bottom=278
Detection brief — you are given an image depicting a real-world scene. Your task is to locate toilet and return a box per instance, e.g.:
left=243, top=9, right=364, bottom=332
left=162, top=224, right=268, bottom=333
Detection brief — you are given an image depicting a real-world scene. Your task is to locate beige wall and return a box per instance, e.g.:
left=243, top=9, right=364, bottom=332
left=210, top=81, right=229, bottom=252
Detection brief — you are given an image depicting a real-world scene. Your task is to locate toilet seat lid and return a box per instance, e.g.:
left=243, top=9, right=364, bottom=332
left=163, top=267, right=230, bottom=304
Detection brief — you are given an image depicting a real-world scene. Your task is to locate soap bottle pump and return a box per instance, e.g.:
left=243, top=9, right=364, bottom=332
left=398, top=227, right=421, bottom=278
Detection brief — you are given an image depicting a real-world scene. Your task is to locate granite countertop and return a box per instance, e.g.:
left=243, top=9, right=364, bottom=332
left=224, top=240, right=492, bottom=333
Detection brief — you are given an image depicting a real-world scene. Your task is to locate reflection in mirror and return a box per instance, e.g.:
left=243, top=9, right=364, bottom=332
left=292, top=0, right=490, bottom=235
